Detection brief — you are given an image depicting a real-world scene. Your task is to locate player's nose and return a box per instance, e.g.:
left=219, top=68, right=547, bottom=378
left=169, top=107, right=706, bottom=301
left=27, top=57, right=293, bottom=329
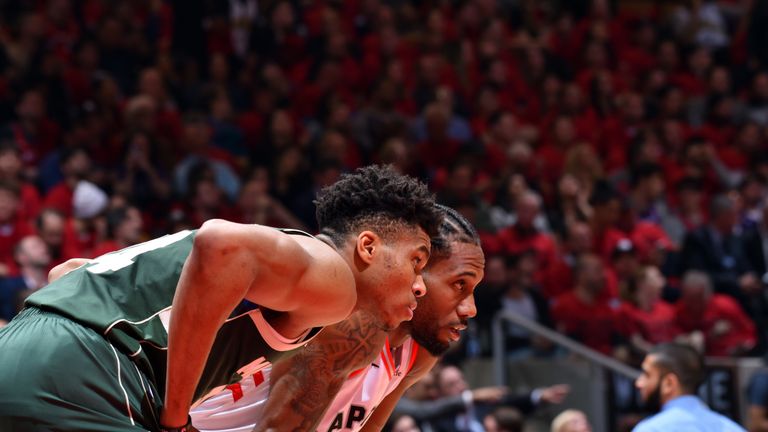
left=412, top=274, right=427, bottom=298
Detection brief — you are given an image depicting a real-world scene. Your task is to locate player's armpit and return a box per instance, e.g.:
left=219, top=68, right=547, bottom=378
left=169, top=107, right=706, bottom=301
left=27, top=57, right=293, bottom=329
left=252, top=311, right=388, bottom=432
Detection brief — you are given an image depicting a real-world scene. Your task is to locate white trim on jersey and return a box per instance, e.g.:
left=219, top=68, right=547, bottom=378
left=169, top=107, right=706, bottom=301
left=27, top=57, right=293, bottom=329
left=104, top=305, right=173, bottom=338
left=248, top=308, right=314, bottom=352
left=110, top=344, right=135, bottom=426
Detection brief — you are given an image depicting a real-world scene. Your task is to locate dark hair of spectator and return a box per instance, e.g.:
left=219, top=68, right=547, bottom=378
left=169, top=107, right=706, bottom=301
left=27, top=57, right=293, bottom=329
left=649, top=343, right=705, bottom=394
left=630, top=162, right=663, bottom=188
left=314, top=165, right=441, bottom=247
left=105, top=206, right=132, bottom=238
left=589, top=179, right=620, bottom=206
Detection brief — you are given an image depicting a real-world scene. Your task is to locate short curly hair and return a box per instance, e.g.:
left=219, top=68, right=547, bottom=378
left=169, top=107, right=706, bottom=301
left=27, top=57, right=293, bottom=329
left=315, top=165, right=441, bottom=246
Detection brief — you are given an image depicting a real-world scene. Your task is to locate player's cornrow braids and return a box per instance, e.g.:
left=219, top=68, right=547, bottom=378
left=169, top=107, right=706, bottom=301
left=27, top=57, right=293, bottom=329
left=431, top=204, right=480, bottom=256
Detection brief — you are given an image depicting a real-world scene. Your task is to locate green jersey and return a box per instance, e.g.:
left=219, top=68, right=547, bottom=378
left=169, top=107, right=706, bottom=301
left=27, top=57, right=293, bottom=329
left=25, top=229, right=322, bottom=403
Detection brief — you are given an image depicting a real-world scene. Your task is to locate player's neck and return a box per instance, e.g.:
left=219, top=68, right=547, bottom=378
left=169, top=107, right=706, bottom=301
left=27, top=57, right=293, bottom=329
left=388, top=325, right=410, bottom=348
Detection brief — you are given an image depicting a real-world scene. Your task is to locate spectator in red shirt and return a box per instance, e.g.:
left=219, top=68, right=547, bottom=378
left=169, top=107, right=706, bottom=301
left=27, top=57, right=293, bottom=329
left=551, top=253, right=621, bottom=355
left=0, top=181, right=34, bottom=276
left=675, top=270, right=757, bottom=357
left=60, top=180, right=109, bottom=260
left=618, top=266, right=679, bottom=358
left=541, top=221, right=593, bottom=300
left=43, top=146, right=91, bottom=218
left=2, top=89, right=60, bottom=181
left=496, top=190, right=558, bottom=284
left=0, top=141, right=40, bottom=222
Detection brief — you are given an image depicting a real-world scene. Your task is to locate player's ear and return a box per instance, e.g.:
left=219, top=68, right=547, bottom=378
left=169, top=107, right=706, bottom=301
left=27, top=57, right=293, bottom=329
left=355, top=230, right=380, bottom=265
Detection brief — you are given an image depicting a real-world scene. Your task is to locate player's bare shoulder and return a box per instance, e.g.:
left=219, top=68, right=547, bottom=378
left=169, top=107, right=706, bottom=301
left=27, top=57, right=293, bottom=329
left=284, top=232, right=357, bottom=324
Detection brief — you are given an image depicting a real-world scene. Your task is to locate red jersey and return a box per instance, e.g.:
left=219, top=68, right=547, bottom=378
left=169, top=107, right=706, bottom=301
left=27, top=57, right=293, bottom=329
left=551, top=291, right=619, bottom=354
left=617, top=301, right=679, bottom=344
left=675, top=294, right=756, bottom=357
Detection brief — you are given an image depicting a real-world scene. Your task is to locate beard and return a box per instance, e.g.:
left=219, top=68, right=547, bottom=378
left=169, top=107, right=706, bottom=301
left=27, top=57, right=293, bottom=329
left=409, top=321, right=451, bottom=356
left=407, top=316, right=469, bottom=357
left=642, top=381, right=664, bottom=413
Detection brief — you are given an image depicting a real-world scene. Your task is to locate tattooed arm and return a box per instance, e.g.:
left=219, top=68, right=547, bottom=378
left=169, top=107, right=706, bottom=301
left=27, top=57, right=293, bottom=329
left=252, top=311, right=387, bottom=432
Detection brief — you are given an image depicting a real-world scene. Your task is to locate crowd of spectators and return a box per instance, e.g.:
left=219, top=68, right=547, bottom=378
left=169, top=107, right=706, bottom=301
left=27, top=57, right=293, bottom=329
left=1, top=0, right=768, bottom=367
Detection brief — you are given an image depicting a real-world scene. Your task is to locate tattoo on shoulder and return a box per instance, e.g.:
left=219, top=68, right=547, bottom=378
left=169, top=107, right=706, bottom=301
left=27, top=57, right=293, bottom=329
left=282, top=312, right=387, bottom=427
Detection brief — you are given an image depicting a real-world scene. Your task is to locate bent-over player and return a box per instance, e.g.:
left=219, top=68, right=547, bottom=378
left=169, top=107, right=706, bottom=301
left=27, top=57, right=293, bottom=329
left=0, top=165, right=439, bottom=432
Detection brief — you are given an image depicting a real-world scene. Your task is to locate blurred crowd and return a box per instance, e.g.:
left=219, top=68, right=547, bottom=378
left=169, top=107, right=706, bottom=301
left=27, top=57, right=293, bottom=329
left=1, top=0, right=768, bottom=369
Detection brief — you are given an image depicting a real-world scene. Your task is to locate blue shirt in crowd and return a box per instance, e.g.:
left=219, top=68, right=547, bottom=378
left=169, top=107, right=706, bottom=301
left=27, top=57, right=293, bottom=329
left=632, top=395, right=746, bottom=432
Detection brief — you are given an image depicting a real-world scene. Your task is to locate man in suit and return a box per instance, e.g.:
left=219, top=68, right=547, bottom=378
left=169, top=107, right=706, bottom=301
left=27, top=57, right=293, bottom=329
left=680, top=194, right=759, bottom=302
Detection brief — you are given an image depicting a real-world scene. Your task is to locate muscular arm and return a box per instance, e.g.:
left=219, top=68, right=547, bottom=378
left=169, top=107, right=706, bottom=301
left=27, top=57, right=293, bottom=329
left=253, top=311, right=388, bottom=432
left=360, top=348, right=439, bottom=432
left=161, top=220, right=356, bottom=428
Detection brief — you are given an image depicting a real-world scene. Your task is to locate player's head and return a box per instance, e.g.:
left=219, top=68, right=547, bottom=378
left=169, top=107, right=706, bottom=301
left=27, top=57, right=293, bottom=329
left=405, top=205, right=484, bottom=356
left=315, top=165, right=441, bottom=330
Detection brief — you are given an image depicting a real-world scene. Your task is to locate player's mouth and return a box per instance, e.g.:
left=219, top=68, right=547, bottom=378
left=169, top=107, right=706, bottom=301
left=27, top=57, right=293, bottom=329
left=447, top=324, right=466, bottom=341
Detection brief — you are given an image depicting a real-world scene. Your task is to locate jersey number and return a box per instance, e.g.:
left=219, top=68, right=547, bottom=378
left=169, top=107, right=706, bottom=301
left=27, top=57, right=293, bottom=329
left=87, top=230, right=193, bottom=274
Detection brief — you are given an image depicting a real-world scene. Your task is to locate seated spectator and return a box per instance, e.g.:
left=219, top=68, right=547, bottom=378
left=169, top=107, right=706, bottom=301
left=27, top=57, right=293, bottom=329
left=395, top=365, right=569, bottom=432
left=746, top=369, right=768, bottom=432
left=43, top=146, right=91, bottom=218
left=60, top=180, right=109, bottom=260
left=235, top=167, right=307, bottom=230
left=483, top=406, right=524, bottom=432
left=91, top=205, right=144, bottom=257
left=0, top=140, right=40, bottom=221
left=2, top=89, right=60, bottom=183
left=551, top=409, right=593, bottom=432
left=589, top=180, right=626, bottom=261
left=0, top=235, right=50, bottom=321
left=0, top=181, right=34, bottom=276
left=680, top=194, right=759, bottom=302
left=675, top=271, right=757, bottom=357
left=618, top=266, right=679, bottom=357
left=499, top=251, right=554, bottom=357
left=35, top=208, right=67, bottom=267
left=173, top=113, right=241, bottom=202
left=674, top=177, right=708, bottom=235
left=113, top=131, right=172, bottom=216
left=178, top=162, right=238, bottom=227
left=551, top=254, right=622, bottom=355
left=611, top=239, right=641, bottom=301
left=542, top=221, right=594, bottom=300
left=495, top=190, right=558, bottom=283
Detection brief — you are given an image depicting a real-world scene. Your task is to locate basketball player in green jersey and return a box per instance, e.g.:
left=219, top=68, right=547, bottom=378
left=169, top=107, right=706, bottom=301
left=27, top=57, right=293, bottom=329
left=0, top=165, right=441, bottom=432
